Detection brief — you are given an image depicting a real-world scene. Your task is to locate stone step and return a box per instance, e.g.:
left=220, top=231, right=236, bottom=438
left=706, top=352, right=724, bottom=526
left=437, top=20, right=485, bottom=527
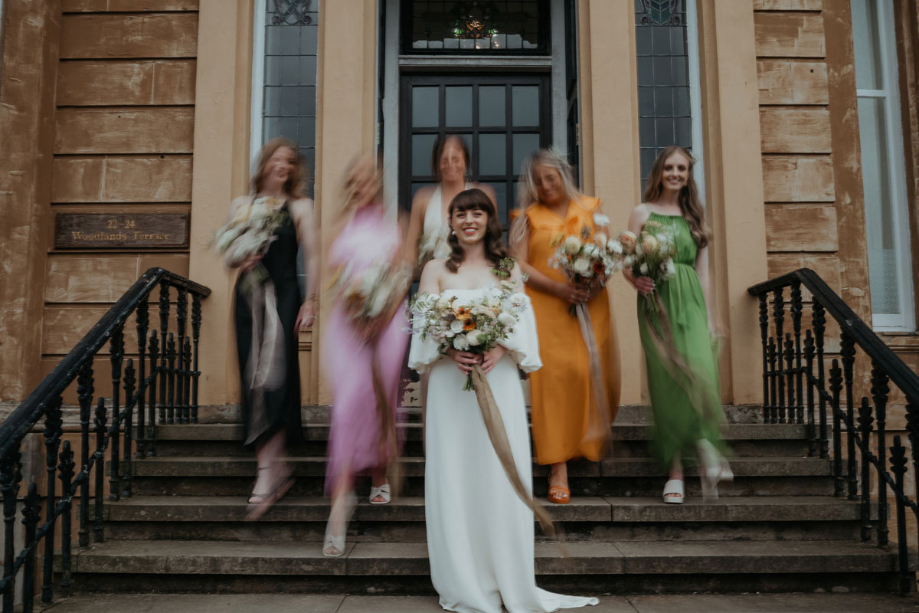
left=101, top=495, right=870, bottom=543
left=63, top=539, right=906, bottom=595
left=126, top=456, right=839, bottom=498
left=150, top=423, right=814, bottom=458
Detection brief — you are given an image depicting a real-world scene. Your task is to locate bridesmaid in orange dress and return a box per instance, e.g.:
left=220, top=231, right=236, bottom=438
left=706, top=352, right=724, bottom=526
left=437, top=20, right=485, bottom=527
left=510, top=148, right=621, bottom=504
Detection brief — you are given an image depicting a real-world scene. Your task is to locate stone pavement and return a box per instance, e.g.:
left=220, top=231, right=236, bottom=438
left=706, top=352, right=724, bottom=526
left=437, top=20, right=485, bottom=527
left=44, top=593, right=919, bottom=612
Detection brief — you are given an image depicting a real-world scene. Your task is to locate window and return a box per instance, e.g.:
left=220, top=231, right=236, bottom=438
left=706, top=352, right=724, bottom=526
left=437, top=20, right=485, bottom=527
left=634, top=0, right=704, bottom=194
left=251, top=0, right=320, bottom=195
left=851, top=0, right=914, bottom=330
left=401, top=0, right=550, bottom=55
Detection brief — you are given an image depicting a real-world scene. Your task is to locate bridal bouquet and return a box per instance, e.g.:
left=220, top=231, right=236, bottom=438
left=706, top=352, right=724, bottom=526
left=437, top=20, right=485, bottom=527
left=331, top=259, right=413, bottom=330
left=620, top=220, right=677, bottom=312
left=215, top=196, right=290, bottom=295
left=411, top=284, right=525, bottom=391
left=548, top=214, right=627, bottom=314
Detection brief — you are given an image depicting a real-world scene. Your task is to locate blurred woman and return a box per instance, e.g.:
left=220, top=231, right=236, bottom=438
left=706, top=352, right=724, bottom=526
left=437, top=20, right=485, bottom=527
left=624, top=146, right=730, bottom=504
left=510, top=149, right=620, bottom=504
left=410, top=188, right=598, bottom=612
left=322, top=155, right=410, bottom=556
left=227, top=137, right=318, bottom=520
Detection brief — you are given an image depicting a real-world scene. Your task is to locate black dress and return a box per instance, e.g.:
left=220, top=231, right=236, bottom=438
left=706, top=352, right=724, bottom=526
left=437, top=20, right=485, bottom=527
left=234, top=203, right=304, bottom=447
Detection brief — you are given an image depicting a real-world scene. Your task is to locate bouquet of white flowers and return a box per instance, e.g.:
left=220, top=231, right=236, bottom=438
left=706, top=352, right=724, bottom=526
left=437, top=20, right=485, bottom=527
left=331, top=259, right=413, bottom=330
left=620, top=220, right=677, bottom=313
left=215, top=196, right=291, bottom=294
left=411, top=283, right=525, bottom=390
left=548, top=213, right=626, bottom=314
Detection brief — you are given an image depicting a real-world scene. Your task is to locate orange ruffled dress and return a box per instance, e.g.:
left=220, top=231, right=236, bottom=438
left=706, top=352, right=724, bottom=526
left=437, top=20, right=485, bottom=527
left=517, top=197, right=621, bottom=464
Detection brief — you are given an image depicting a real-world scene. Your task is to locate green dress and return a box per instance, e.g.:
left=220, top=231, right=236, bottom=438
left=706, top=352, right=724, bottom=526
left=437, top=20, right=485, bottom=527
left=637, top=212, right=724, bottom=467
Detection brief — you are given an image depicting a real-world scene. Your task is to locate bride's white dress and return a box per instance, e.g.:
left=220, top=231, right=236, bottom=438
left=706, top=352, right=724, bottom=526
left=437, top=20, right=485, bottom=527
left=409, top=288, right=599, bottom=613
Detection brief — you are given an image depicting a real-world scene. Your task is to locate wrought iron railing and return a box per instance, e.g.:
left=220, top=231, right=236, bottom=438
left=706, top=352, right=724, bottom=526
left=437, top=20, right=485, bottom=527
left=0, top=268, right=210, bottom=612
left=748, top=268, right=919, bottom=593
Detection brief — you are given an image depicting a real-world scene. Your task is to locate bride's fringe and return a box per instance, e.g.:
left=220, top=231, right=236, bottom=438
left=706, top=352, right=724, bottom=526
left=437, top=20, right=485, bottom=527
left=469, top=366, right=568, bottom=556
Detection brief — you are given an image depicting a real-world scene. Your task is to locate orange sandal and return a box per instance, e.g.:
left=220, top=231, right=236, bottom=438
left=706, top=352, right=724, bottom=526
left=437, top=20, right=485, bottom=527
left=548, top=485, right=570, bottom=504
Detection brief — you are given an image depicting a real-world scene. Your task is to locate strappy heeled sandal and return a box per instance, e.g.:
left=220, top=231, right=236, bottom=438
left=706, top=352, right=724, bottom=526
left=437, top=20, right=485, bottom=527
left=663, top=478, right=684, bottom=504
left=245, top=467, right=295, bottom=521
left=697, top=440, right=733, bottom=502
left=369, top=483, right=391, bottom=505
left=548, top=485, right=570, bottom=504
left=323, top=492, right=356, bottom=557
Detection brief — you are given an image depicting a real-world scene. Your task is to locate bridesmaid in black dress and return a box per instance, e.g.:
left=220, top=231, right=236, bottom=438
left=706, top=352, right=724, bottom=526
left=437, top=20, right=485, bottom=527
left=226, top=137, right=319, bottom=520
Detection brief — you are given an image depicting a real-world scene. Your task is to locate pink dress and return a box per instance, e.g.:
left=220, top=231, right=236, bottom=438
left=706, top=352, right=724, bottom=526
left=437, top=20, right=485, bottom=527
left=323, top=204, right=409, bottom=493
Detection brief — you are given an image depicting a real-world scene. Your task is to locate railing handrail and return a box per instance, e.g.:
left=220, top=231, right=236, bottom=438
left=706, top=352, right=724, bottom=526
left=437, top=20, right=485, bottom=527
left=0, top=268, right=210, bottom=461
left=747, top=267, right=919, bottom=404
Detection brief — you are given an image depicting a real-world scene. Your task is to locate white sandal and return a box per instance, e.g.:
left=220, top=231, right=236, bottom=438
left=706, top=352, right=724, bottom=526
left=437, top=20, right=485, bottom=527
left=697, top=440, right=733, bottom=501
left=663, top=479, right=684, bottom=504
left=369, top=483, right=391, bottom=505
left=323, top=492, right=356, bottom=557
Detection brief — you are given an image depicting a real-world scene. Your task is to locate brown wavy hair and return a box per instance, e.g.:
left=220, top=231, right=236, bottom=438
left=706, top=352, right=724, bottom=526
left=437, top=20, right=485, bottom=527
left=643, top=145, right=710, bottom=248
left=251, top=137, right=308, bottom=199
left=445, top=188, right=507, bottom=273
left=431, top=134, right=470, bottom=181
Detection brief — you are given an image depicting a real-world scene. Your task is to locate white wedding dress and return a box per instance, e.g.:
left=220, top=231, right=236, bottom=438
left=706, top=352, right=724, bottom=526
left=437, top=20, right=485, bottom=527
left=409, top=288, right=599, bottom=613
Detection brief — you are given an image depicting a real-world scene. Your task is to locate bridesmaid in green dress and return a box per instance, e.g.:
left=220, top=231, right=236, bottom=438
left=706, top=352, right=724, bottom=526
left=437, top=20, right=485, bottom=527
left=623, top=146, right=731, bottom=505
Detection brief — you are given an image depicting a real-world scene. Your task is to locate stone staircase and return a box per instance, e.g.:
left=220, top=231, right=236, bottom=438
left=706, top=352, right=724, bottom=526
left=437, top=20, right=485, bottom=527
left=62, top=405, right=907, bottom=597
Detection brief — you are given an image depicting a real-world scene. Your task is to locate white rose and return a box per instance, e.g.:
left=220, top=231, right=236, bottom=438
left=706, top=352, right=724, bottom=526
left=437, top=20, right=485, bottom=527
left=563, top=236, right=582, bottom=256
left=583, top=243, right=600, bottom=258
left=573, top=258, right=591, bottom=276
left=466, top=330, right=483, bottom=346
left=639, top=263, right=649, bottom=276
left=665, top=260, right=677, bottom=277
left=593, top=213, right=610, bottom=227
left=449, top=319, right=465, bottom=334
left=497, top=312, right=516, bottom=326
left=453, top=335, right=469, bottom=351
left=607, top=239, right=623, bottom=255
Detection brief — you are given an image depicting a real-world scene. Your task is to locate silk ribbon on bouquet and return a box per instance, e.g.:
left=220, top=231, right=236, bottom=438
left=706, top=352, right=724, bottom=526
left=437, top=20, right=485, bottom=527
left=468, top=365, right=567, bottom=556
left=371, top=347, right=402, bottom=497
left=243, top=267, right=287, bottom=445
left=575, top=302, right=613, bottom=449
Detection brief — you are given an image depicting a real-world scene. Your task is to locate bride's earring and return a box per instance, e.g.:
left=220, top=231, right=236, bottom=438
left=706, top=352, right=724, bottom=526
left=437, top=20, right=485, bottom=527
left=451, top=230, right=456, bottom=236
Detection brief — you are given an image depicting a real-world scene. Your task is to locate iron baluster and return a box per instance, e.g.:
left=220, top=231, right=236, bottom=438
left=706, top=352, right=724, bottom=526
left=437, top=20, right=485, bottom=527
left=147, top=330, right=159, bottom=456
left=122, top=360, right=136, bottom=498
left=58, top=441, right=76, bottom=596
left=135, top=297, right=149, bottom=456
left=183, top=337, right=192, bottom=427
left=909, top=401, right=919, bottom=593
left=870, top=361, right=889, bottom=546
left=42, top=397, right=63, bottom=605
left=829, top=359, right=844, bottom=497
left=21, top=483, right=40, bottom=613
left=790, top=281, right=804, bottom=423
left=774, top=289, right=787, bottom=424
left=191, top=293, right=202, bottom=423
left=803, top=330, right=816, bottom=456
left=758, top=294, right=769, bottom=422
left=166, top=333, right=177, bottom=424
left=94, top=398, right=107, bottom=543
left=158, top=281, right=170, bottom=424
left=856, top=397, right=874, bottom=541
left=77, top=361, right=93, bottom=547
left=1, top=447, right=21, bottom=613
left=784, top=334, right=795, bottom=425
left=889, top=436, right=910, bottom=593
left=109, top=326, right=124, bottom=502
left=176, top=288, right=188, bottom=423
left=840, top=333, right=858, bottom=500
left=767, top=338, right=778, bottom=424
left=812, top=302, right=829, bottom=458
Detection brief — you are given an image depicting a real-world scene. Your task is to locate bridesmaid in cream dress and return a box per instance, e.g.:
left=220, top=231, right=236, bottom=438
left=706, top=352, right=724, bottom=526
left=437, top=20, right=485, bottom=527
left=409, top=188, right=598, bottom=613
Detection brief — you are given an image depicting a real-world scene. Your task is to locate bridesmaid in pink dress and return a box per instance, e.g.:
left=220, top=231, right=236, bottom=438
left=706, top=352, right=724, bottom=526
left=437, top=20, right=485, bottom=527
left=322, top=156, right=409, bottom=557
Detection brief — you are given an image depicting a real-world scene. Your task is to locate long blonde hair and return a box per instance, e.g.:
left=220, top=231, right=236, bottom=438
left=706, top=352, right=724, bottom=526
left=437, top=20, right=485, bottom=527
left=644, top=146, right=710, bottom=249
left=510, top=147, right=582, bottom=248
left=251, top=137, right=308, bottom=199
left=337, top=153, right=383, bottom=222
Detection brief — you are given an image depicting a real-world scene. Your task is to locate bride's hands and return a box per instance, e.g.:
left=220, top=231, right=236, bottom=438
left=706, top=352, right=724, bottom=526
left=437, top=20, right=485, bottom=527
left=481, top=346, right=506, bottom=374
left=623, top=267, right=655, bottom=296
left=448, top=349, right=479, bottom=375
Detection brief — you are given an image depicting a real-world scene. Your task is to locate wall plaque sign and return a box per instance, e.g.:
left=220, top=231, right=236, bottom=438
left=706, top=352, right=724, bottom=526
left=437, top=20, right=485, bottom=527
left=54, top=213, right=190, bottom=250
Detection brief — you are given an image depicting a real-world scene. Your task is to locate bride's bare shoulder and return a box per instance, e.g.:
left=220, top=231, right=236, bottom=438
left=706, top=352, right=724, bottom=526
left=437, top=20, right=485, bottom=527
left=419, top=258, right=448, bottom=293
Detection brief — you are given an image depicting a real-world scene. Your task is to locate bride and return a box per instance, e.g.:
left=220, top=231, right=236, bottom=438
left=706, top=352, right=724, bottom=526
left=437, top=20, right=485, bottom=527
left=409, top=188, right=598, bottom=613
